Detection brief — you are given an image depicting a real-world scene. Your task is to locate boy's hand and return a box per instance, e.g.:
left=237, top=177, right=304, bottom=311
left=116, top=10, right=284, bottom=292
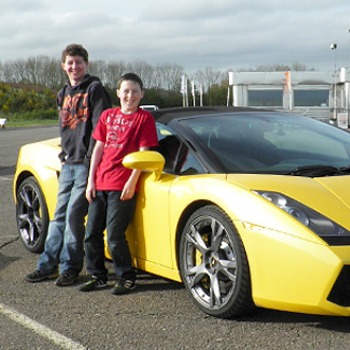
left=86, top=182, right=96, bottom=203
left=121, top=181, right=136, bottom=201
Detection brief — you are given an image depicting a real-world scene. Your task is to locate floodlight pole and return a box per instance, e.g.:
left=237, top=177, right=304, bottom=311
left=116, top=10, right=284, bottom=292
left=330, top=43, right=337, bottom=121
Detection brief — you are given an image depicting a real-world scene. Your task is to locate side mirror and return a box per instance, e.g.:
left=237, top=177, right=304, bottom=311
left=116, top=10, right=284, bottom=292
left=122, top=151, right=165, bottom=180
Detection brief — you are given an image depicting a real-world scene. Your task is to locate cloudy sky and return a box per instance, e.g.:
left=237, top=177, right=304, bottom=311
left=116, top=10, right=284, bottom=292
left=1, top=0, right=350, bottom=74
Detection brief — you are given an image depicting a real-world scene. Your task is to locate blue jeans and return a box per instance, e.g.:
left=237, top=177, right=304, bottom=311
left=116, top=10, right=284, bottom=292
left=36, top=163, right=88, bottom=275
left=84, top=190, right=136, bottom=281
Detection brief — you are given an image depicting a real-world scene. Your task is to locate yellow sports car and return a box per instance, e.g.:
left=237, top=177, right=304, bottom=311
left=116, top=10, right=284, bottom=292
left=13, top=106, right=350, bottom=319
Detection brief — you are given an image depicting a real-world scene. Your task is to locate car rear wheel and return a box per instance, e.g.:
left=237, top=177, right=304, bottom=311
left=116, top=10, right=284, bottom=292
left=180, top=205, right=254, bottom=318
left=16, top=177, right=49, bottom=253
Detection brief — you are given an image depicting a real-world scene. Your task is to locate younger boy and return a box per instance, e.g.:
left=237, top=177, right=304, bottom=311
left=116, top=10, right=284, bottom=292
left=80, top=73, right=158, bottom=294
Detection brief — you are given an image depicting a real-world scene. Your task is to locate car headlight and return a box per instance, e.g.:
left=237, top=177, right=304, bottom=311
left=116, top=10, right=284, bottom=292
left=257, top=191, right=350, bottom=245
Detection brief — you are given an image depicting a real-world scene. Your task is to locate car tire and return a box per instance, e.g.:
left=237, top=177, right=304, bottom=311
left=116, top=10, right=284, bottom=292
left=179, top=205, right=255, bottom=318
left=16, top=176, right=49, bottom=253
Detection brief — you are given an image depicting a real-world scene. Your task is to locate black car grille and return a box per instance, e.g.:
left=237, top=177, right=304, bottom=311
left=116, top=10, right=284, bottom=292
left=327, top=265, right=350, bottom=307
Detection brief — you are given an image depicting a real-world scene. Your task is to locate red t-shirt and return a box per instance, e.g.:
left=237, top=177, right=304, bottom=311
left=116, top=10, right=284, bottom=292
left=92, top=107, right=158, bottom=191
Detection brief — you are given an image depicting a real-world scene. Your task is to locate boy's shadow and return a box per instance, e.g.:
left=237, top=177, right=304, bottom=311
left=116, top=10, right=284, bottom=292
left=0, top=252, right=20, bottom=272
left=107, top=270, right=184, bottom=292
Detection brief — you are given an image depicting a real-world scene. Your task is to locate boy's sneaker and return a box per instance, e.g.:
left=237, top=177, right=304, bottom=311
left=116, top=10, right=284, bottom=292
left=25, top=269, right=58, bottom=283
left=111, top=279, right=136, bottom=295
left=55, top=273, right=78, bottom=287
left=79, top=276, right=108, bottom=292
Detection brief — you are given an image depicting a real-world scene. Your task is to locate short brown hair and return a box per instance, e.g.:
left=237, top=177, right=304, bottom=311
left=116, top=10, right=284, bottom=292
left=61, top=44, right=89, bottom=63
left=117, top=73, right=144, bottom=91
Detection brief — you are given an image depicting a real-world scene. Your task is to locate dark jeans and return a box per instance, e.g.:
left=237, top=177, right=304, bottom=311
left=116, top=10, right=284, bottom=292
left=84, top=190, right=136, bottom=281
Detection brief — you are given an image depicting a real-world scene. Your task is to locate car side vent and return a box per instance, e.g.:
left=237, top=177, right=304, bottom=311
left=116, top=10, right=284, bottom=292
left=327, top=266, right=350, bottom=307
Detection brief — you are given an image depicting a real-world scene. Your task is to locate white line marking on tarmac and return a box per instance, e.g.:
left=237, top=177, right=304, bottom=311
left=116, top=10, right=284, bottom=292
left=0, top=303, right=87, bottom=349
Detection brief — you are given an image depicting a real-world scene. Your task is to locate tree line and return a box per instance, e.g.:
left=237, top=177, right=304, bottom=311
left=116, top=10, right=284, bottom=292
left=0, top=55, right=313, bottom=120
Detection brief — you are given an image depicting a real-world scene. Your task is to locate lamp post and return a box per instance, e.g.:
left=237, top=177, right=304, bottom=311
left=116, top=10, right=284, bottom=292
left=330, top=43, right=337, bottom=122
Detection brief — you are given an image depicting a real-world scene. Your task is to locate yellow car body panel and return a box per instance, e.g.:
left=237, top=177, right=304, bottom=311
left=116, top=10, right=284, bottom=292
left=226, top=174, right=350, bottom=231
left=13, top=138, right=61, bottom=219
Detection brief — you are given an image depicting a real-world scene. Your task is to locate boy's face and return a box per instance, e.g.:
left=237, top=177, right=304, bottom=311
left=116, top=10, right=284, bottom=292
left=61, top=55, right=88, bottom=86
left=117, top=80, right=144, bottom=114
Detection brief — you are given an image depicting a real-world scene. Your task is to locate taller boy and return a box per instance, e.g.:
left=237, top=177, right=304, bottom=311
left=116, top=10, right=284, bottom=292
left=26, top=44, right=112, bottom=286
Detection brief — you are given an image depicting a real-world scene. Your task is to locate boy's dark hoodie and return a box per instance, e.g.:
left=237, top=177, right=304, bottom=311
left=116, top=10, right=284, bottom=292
left=57, top=74, right=111, bottom=165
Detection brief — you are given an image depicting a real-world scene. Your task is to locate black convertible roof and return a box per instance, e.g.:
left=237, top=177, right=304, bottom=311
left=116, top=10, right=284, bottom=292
left=150, top=106, right=274, bottom=123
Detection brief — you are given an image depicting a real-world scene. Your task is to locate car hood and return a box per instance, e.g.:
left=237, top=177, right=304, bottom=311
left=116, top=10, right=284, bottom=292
left=226, top=173, right=350, bottom=229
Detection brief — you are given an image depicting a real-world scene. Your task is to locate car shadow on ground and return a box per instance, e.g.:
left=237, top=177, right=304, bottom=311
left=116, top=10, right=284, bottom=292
left=236, top=307, right=350, bottom=332
left=102, top=264, right=350, bottom=329
left=0, top=166, right=15, bottom=176
left=134, top=271, right=184, bottom=292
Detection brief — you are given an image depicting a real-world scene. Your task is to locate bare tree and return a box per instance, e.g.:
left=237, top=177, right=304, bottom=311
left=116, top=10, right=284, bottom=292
left=127, top=60, right=154, bottom=88
left=291, top=62, right=313, bottom=71
left=195, top=67, right=222, bottom=92
left=2, top=59, right=27, bottom=83
left=88, top=60, right=107, bottom=84
left=25, top=56, right=63, bottom=88
left=0, top=54, right=316, bottom=95
left=252, top=63, right=314, bottom=72
left=158, top=63, right=184, bottom=92
left=25, top=57, right=40, bottom=84
left=43, top=57, right=65, bottom=89
left=104, top=60, right=127, bottom=88
left=153, top=64, right=162, bottom=89
left=193, top=67, right=223, bottom=105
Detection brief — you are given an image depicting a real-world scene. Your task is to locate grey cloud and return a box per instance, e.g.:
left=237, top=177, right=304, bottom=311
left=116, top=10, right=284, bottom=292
left=0, top=0, right=349, bottom=73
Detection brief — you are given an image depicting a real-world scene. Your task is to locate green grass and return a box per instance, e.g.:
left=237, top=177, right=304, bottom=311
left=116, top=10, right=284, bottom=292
left=5, top=119, right=58, bottom=128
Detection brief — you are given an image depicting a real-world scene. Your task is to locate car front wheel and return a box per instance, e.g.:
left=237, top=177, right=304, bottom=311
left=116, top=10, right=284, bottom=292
left=180, top=205, right=254, bottom=318
left=16, top=176, right=49, bottom=253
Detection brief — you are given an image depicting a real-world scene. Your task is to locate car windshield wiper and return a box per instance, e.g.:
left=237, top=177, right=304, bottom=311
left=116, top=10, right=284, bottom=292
left=283, top=165, right=345, bottom=177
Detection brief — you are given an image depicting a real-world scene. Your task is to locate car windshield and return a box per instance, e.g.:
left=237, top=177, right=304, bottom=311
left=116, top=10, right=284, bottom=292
left=178, top=112, right=350, bottom=176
